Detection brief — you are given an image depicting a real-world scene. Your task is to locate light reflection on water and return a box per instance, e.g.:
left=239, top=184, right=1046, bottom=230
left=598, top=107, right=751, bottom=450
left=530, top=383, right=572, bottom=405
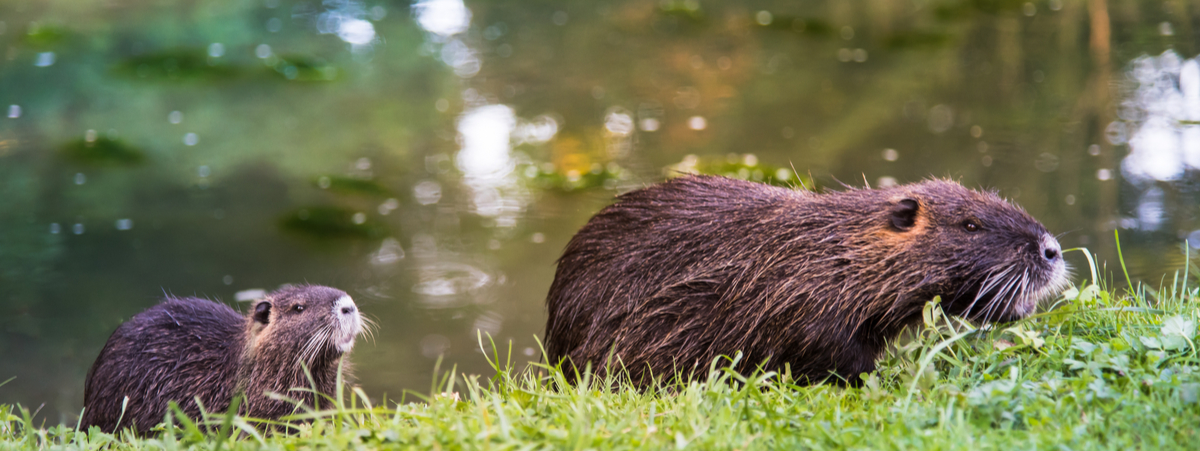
left=414, top=0, right=471, bottom=37
left=1120, top=52, right=1200, bottom=184
left=0, top=0, right=1199, bottom=424
left=1114, top=51, right=1200, bottom=242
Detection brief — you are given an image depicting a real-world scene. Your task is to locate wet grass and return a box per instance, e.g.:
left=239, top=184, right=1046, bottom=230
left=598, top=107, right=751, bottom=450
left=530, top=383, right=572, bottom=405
left=3, top=246, right=1200, bottom=449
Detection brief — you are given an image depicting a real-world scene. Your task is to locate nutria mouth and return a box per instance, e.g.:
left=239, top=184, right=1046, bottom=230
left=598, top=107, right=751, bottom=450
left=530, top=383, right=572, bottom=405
left=944, top=225, right=1070, bottom=324
left=544, top=175, right=1070, bottom=386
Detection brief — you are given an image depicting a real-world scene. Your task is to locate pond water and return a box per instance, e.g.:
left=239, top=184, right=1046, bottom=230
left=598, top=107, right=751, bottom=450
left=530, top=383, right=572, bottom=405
left=1, top=0, right=1199, bottom=424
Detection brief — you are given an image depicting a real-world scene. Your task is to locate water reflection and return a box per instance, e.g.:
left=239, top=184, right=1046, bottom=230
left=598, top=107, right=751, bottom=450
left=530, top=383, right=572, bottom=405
left=1136, top=186, right=1166, bottom=232
left=456, top=105, right=516, bottom=181
left=1115, top=51, right=1200, bottom=236
left=1120, top=52, right=1200, bottom=183
left=370, top=238, right=405, bottom=265
left=456, top=104, right=530, bottom=225
left=411, top=261, right=494, bottom=306
left=441, top=39, right=481, bottom=78
left=414, top=0, right=478, bottom=76
left=317, top=1, right=377, bottom=47
left=413, top=0, right=471, bottom=37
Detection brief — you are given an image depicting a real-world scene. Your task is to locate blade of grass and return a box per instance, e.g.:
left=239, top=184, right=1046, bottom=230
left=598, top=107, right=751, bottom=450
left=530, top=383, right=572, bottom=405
left=1065, top=247, right=1098, bottom=287
left=1115, top=229, right=1135, bottom=294
left=214, top=394, right=242, bottom=448
left=167, top=401, right=203, bottom=443
left=1184, top=239, right=1190, bottom=298
left=903, top=327, right=976, bottom=407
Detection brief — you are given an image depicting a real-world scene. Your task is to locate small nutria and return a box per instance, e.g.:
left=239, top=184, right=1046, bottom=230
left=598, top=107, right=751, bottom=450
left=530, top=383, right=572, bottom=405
left=544, top=175, right=1069, bottom=385
left=81, top=285, right=365, bottom=433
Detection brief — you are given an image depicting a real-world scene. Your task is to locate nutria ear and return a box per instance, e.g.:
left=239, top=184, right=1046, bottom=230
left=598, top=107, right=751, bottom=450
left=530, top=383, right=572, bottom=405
left=890, top=199, right=919, bottom=231
left=253, top=301, right=271, bottom=324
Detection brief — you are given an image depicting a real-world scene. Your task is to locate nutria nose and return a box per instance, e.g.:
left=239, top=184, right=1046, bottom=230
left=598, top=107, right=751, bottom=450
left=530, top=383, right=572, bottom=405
left=334, top=295, right=357, bottom=316
left=1040, top=235, right=1061, bottom=261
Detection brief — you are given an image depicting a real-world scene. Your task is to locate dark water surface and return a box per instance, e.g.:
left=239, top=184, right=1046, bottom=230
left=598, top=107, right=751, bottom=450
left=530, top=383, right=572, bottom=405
left=2, top=0, right=1199, bottom=423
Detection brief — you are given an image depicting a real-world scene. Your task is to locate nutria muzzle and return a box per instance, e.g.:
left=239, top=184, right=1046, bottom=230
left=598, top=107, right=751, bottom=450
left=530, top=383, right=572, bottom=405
left=333, top=295, right=364, bottom=353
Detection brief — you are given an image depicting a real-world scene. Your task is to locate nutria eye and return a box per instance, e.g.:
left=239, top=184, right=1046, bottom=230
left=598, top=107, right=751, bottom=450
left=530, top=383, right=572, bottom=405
left=294, top=305, right=305, bottom=312
left=963, top=221, right=980, bottom=232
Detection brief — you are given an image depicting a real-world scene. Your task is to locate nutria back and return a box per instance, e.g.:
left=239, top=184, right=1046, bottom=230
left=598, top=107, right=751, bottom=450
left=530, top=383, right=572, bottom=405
left=81, top=285, right=364, bottom=434
left=544, top=175, right=1069, bottom=385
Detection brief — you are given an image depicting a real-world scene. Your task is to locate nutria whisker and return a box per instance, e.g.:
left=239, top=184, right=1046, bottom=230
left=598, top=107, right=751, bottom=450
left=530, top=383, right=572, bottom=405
left=982, top=271, right=1020, bottom=324
left=1019, top=268, right=1033, bottom=306
left=1010, top=268, right=1032, bottom=311
left=298, top=324, right=333, bottom=369
left=1055, top=229, right=1080, bottom=239
left=965, top=264, right=1013, bottom=319
left=992, top=268, right=1028, bottom=323
left=359, top=315, right=379, bottom=343
left=296, top=326, right=322, bottom=368
left=987, top=272, right=1017, bottom=317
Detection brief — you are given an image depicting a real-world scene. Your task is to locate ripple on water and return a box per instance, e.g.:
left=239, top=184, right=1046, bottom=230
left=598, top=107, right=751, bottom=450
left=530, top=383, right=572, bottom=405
left=411, top=261, right=496, bottom=308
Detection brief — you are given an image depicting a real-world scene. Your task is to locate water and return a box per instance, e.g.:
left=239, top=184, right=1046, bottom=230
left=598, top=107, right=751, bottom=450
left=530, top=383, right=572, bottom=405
left=1, top=0, right=1199, bottom=424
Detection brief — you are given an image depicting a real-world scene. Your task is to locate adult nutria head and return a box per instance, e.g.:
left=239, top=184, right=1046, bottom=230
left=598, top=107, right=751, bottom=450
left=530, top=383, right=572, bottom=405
left=844, top=178, right=1068, bottom=325
left=544, top=175, right=1069, bottom=386
left=81, top=285, right=368, bottom=434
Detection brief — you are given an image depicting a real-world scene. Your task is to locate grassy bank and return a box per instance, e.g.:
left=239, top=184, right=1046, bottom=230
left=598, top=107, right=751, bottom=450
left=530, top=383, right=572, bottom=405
left=4, top=248, right=1200, bottom=450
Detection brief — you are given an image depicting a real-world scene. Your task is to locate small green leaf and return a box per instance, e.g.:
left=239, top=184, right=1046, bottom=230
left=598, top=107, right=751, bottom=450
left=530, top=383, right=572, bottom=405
left=1161, top=315, right=1196, bottom=339
left=1140, top=336, right=1164, bottom=350
left=1078, top=284, right=1100, bottom=302
left=1071, top=339, right=1096, bottom=355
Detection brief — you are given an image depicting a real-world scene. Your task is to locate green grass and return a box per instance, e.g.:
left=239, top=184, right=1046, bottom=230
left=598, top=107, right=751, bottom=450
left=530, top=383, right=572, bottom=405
left=4, top=246, right=1200, bottom=450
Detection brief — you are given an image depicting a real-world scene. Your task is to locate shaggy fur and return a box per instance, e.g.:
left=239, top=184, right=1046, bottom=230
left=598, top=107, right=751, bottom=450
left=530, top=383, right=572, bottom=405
left=544, top=175, right=1069, bottom=386
left=81, top=285, right=365, bottom=434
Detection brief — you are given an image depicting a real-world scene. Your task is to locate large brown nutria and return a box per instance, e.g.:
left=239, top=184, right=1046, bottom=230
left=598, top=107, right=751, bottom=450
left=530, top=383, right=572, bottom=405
left=81, top=285, right=366, bottom=434
left=544, top=175, right=1069, bottom=386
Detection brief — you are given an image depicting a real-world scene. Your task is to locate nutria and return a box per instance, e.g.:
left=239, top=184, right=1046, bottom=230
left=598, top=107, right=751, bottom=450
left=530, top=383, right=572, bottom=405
left=544, top=175, right=1069, bottom=385
left=81, top=285, right=365, bottom=434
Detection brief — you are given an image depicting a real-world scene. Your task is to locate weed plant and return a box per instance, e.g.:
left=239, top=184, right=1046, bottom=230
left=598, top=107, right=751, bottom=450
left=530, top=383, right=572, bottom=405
left=3, top=243, right=1200, bottom=449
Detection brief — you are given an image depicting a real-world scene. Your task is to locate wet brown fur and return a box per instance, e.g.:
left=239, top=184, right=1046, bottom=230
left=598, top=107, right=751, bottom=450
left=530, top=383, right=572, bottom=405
left=81, top=285, right=361, bottom=434
left=544, top=175, right=1068, bottom=386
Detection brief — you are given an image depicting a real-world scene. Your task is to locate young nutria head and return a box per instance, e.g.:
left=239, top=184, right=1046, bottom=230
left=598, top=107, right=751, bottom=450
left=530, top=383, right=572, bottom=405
left=867, top=179, right=1070, bottom=324
left=249, top=285, right=365, bottom=366
left=240, top=285, right=371, bottom=418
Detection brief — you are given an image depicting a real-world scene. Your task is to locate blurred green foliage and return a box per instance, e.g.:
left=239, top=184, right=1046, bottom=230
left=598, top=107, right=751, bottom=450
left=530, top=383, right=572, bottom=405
left=61, top=137, right=146, bottom=166
left=279, top=206, right=387, bottom=240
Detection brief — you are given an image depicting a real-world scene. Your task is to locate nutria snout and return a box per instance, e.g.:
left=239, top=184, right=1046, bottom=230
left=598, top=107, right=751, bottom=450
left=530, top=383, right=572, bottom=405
left=81, top=285, right=366, bottom=434
left=544, top=175, right=1069, bottom=385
